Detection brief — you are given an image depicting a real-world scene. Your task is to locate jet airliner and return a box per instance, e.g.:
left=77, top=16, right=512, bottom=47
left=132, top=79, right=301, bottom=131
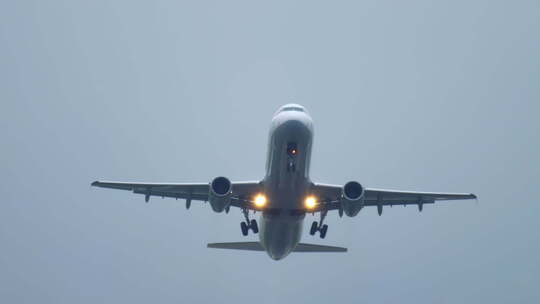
left=92, top=104, right=476, bottom=260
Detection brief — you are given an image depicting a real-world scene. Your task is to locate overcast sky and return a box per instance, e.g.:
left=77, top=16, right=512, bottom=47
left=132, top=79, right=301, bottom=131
left=1, top=1, right=539, bottom=303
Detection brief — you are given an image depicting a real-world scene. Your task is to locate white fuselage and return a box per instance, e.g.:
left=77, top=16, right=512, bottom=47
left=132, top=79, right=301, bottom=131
left=259, top=107, right=314, bottom=260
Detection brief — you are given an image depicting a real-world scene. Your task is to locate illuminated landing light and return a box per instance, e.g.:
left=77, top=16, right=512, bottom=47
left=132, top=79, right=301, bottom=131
left=305, top=196, right=317, bottom=210
left=254, top=194, right=267, bottom=208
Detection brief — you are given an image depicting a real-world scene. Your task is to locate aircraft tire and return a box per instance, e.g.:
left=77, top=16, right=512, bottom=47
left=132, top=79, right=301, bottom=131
left=241, top=222, right=249, bottom=236
left=310, top=221, right=318, bottom=235
left=250, top=219, right=259, bottom=234
left=320, top=225, right=328, bottom=239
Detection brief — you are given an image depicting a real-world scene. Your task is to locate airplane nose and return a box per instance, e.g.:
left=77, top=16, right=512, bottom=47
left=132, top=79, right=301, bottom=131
left=273, top=117, right=312, bottom=139
left=280, top=119, right=306, bottom=129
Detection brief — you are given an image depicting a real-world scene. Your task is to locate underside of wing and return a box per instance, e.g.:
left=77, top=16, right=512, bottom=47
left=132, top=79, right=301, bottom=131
left=91, top=181, right=209, bottom=200
left=91, top=180, right=262, bottom=210
left=363, top=188, right=477, bottom=206
left=311, top=182, right=476, bottom=213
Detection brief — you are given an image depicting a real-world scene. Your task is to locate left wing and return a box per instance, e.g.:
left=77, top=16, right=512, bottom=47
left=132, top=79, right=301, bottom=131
left=311, top=183, right=476, bottom=214
left=91, top=180, right=262, bottom=210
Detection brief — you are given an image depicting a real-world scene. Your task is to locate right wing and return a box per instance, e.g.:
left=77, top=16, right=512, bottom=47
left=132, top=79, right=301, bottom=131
left=311, top=183, right=476, bottom=213
left=91, top=180, right=263, bottom=210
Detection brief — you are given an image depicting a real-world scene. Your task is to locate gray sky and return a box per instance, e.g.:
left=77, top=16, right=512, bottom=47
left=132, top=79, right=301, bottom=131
left=1, top=0, right=539, bottom=303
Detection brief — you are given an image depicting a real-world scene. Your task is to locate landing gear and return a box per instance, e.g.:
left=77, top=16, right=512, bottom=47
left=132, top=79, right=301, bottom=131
left=310, top=210, right=329, bottom=239
left=287, top=161, right=296, bottom=172
left=241, top=221, right=249, bottom=236
left=320, top=224, right=328, bottom=239
left=310, top=221, right=318, bottom=235
left=240, top=208, right=259, bottom=236
left=250, top=219, right=259, bottom=234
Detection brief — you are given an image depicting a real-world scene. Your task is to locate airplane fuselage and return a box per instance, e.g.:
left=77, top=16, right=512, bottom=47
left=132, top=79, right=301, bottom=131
left=259, top=105, right=314, bottom=260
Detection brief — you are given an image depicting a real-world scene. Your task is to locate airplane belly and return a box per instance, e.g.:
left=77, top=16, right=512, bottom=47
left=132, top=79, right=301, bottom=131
left=264, top=117, right=313, bottom=210
left=259, top=215, right=303, bottom=260
left=257, top=107, right=313, bottom=260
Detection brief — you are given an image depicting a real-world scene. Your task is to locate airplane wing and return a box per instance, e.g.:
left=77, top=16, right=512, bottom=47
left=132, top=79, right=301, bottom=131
left=91, top=180, right=262, bottom=210
left=311, top=183, right=476, bottom=214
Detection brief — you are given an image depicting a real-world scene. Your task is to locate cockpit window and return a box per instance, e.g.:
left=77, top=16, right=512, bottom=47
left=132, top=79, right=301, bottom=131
left=278, top=104, right=306, bottom=113
left=281, top=106, right=304, bottom=112
left=274, top=104, right=309, bottom=117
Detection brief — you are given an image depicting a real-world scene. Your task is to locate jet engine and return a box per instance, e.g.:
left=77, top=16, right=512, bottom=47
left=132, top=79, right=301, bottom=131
left=209, top=176, right=232, bottom=213
left=341, top=181, right=365, bottom=217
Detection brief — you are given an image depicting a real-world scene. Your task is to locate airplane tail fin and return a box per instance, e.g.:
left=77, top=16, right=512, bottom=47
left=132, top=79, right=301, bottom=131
left=207, top=242, right=347, bottom=252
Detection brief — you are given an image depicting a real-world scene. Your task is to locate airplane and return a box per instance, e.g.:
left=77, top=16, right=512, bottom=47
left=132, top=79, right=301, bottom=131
left=92, top=104, right=476, bottom=260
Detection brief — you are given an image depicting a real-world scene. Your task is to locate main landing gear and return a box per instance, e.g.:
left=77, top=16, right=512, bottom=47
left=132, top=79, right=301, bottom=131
left=309, top=210, right=328, bottom=239
left=240, top=208, right=259, bottom=236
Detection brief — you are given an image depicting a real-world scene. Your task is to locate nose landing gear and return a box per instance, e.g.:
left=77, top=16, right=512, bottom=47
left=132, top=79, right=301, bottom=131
left=309, top=210, right=328, bottom=239
left=240, top=208, right=259, bottom=236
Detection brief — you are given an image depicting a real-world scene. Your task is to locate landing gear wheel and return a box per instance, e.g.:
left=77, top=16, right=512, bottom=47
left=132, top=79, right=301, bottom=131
left=310, top=221, right=318, bottom=235
left=241, top=221, right=249, bottom=236
left=320, top=224, right=328, bottom=239
left=250, top=219, right=259, bottom=234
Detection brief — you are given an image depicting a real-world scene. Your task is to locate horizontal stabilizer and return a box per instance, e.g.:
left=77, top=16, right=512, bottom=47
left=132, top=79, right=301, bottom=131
left=207, top=242, right=264, bottom=251
left=294, top=243, right=347, bottom=252
left=207, top=242, right=347, bottom=252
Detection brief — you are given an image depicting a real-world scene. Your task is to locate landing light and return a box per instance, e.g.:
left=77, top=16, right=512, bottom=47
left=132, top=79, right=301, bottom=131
left=254, top=194, right=267, bottom=207
left=305, top=196, right=317, bottom=209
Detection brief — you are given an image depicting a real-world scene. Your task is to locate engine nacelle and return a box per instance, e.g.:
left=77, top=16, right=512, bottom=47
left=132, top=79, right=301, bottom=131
left=341, top=181, right=365, bottom=217
left=209, top=176, right=232, bottom=213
